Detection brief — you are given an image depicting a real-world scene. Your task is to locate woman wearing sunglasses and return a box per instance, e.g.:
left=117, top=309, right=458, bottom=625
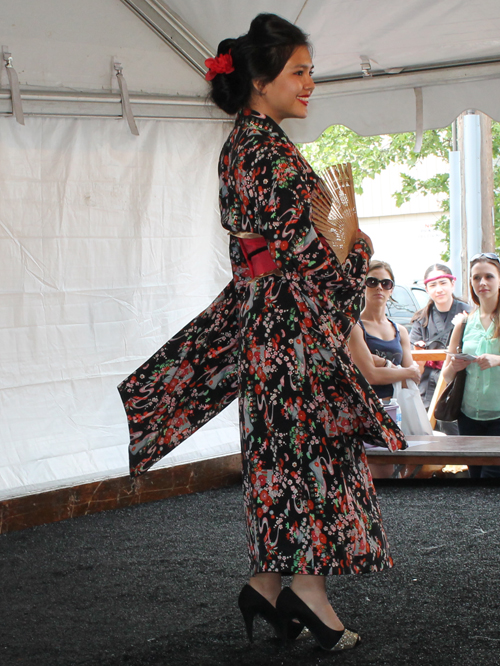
left=349, top=260, right=421, bottom=404
left=442, top=253, right=500, bottom=478
left=410, top=263, right=471, bottom=434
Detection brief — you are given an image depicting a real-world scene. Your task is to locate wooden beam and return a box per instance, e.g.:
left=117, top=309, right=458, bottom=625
left=367, top=435, right=500, bottom=465
left=0, top=454, right=242, bottom=535
left=411, top=349, right=446, bottom=361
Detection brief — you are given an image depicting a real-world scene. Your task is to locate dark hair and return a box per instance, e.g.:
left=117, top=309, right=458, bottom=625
left=411, top=262, right=460, bottom=326
left=424, top=263, right=452, bottom=282
left=470, top=256, right=500, bottom=338
left=367, top=259, right=395, bottom=283
left=208, top=13, right=310, bottom=115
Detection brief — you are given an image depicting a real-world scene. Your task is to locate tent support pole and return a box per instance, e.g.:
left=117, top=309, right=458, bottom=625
left=119, top=0, right=214, bottom=77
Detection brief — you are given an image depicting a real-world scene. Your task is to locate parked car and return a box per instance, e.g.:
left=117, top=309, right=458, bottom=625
left=386, top=283, right=428, bottom=331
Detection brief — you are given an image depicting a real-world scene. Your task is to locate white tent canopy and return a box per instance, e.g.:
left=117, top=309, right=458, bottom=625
left=1, top=0, right=499, bottom=501
left=2, top=0, right=500, bottom=139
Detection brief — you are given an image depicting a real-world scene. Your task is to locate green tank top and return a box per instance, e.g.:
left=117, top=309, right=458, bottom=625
left=461, top=310, right=500, bottom=421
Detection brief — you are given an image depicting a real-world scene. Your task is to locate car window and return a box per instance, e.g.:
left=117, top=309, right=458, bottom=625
left=389, top=286, right=415, bottom=311
left=385, top=285, right=421, bottom=331
left=411, top=287, right=428, bottom=309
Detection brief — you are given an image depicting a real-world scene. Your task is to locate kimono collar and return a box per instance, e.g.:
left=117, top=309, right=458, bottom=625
left=237, top=109, right=289, bottom=141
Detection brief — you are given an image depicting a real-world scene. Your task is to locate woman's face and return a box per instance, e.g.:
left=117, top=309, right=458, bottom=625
left=252, top=45, right=315, bottom=124
left=365, top=268, right=394, bottom=306
left=424, top=270, right=455, bottom=309
left=470, top=260, right=500, bottom=301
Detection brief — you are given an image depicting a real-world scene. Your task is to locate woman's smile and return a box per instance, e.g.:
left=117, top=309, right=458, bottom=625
left=297, top=94, right=311, bottom=107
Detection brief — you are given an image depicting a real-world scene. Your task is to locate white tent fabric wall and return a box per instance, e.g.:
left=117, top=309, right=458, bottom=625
left=3, top=0, right=500, bottom=502
left=0, top=116, right=239, bottom=501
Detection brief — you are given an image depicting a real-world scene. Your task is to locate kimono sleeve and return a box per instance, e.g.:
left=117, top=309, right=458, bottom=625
left=238, top=137, right=370, bottom=295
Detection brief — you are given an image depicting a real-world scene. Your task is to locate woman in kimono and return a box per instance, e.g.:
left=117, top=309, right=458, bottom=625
left=119, top=13, right=405, bottom=653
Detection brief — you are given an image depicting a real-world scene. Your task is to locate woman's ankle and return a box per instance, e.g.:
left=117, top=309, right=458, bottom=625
left=248, top=573, right=282, bottom=606
left=289, top=581, right=344, bottom=631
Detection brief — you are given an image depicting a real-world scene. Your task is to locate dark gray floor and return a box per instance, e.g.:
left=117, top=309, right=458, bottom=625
left=1, top=479, right=500, bottom=666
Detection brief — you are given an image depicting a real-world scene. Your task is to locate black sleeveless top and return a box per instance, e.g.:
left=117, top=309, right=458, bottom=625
left=359, top=319, right=402, bottom=399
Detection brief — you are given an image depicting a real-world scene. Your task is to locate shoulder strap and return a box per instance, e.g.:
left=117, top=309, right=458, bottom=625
left=457, top=317, right=468, bottom=352
left=387, top=318, right=399, bottom=337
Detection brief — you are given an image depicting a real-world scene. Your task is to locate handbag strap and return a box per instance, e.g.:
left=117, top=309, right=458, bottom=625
left=456, top=318, right=467, bottom=353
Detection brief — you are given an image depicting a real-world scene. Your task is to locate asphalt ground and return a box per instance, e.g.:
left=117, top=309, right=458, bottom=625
left=1, top=479, right=499, bottom=666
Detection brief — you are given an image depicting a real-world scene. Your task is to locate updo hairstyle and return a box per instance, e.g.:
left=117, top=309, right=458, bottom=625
left=208, top=13, right=310, bottom=115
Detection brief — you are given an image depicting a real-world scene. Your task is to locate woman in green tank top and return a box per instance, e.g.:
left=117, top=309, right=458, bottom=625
left=442, top=253, right=500, bottom=478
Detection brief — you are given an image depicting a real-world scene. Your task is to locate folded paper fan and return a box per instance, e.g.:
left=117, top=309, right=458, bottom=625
left=311, top=163, right=358, bottom=264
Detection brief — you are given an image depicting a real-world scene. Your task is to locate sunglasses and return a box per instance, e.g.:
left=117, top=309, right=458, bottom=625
left=470, top=252, right=500, bottom=264
left=366, top=277, right=394, bottom=290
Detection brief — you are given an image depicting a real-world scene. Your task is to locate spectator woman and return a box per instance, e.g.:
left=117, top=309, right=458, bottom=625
left=349, top=260, right=421, bottom=400
left=410, top=263, right=471, bottom=433
left=442, top=253, right=500, bottom=478
left=349, top=260, right=420, bottom=478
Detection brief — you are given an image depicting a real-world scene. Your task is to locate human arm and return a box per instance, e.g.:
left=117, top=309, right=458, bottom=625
left=474, top=354, right=500, bottom=370
left=348, top=324, right=421, bottom=386
left=372, top=354, right=386, bottom=367
left=399, top=325, right=417, bottom=369
left=400, top=324, right=423, bottom=381
left=238, top=135, right=370, bottom=294
left=442, top=317, right=472, bottom=384
left=451, top=311, right=470, bottom=326
left=354, top=229, right=374, bottom=255
left=409, top=317, right=426, bottom=349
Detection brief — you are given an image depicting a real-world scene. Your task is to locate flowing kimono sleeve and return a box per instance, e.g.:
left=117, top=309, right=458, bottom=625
left=118, top=281, right=240, bottom=476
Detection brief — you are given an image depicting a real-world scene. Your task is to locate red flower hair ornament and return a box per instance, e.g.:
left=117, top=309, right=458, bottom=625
left=204, top=52, right=235, bottom=81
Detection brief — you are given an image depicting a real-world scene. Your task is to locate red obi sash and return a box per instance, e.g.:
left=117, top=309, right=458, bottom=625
left=235, top=235, right=282, bottom=279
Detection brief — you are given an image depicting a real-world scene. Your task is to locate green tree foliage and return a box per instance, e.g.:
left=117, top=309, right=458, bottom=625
left=299, top=122, right=500, bottom=259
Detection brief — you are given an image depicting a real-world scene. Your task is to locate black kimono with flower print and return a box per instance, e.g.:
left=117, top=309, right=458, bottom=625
left=118, top=110, right=406, bottom=576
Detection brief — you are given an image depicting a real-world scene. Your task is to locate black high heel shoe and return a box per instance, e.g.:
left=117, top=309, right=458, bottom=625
left=276, top=587, right=360, bottom=651
left=238, top=584, right=283, bottom=642
left=238, top=584, right=304, bottom=642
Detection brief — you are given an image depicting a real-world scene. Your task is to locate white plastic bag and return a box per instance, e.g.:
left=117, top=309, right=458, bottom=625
left=392, top=380, right=433, bottom=436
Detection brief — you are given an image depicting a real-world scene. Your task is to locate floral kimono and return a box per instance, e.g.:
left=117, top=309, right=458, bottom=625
left=118, top=110, right=406, bottom=576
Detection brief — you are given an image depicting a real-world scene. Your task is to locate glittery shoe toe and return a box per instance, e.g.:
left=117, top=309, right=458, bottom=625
left=331, top=628, right=361, bottom=651
left=276, top=587, right=361, bottom=652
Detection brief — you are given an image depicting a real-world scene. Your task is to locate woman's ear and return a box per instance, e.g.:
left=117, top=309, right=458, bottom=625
left=252, top=78, right=267, bottom=96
